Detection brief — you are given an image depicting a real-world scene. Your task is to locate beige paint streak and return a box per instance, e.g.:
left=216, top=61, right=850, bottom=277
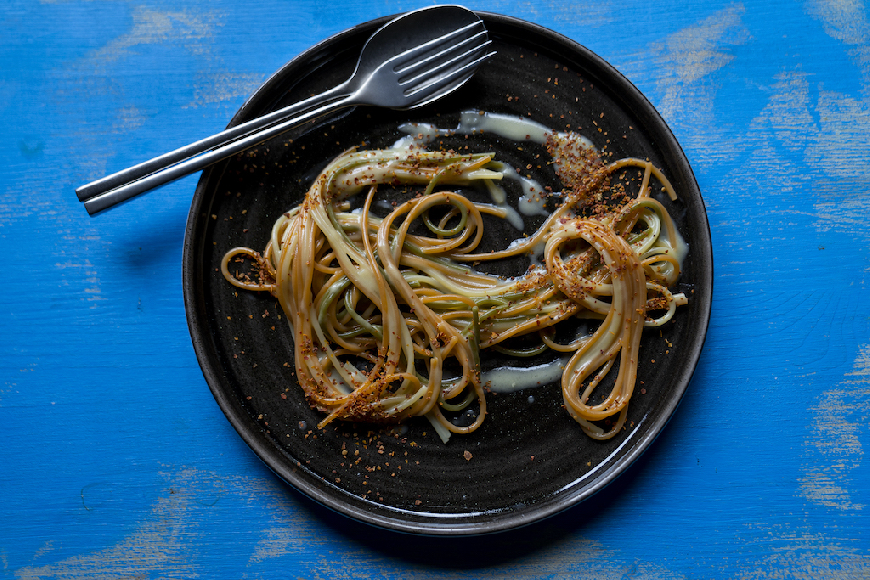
left=649, top=4, right=750, bottom=167
left=57, top=6, right=260, bottom=184
left=186, top=72, right=266, bottom=109
left=14, top=468, right=302, bottom=579
left=55, top=259, right=105, bottom=306
left=87, top=6, right=218, bottom=64
left=88, top=7, right=263, bottom=109
left=792, top=4, right=870, bottom=515
left=736, top=529, right=869, bottom=579
left=743, top=67, right=870, bottom=235
left=30, top=542, right=55, bottom=561
left=56, top=6, right=222, bottom=185
left=807, top=0, right=870, bottom=45
left=298, top=538, right=687, bottom=580
left=800, top=1, right=870, bottom=238
left=242, top=501, right=681, bottom=578
left=721, top=2, right=870, bottom=566
left=13, top=465, right=688, bottom=578
left=248, top=526, right=300, bottom=565
left=744, top=69, right=870, bottom=187
left=807, top=91, right=870, bottom=179
left=526, top=0, right=612, bottom=26
left=16, top=471, right=205, bottom=579
left=799, top=344, right=869, bottom=511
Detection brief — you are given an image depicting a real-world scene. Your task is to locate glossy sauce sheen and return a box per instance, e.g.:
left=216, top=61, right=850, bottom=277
left=397, top=112, right=688, bottom=394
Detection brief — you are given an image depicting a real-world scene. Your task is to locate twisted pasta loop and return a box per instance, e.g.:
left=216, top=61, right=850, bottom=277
left=222, top=137, right=688, bottom=441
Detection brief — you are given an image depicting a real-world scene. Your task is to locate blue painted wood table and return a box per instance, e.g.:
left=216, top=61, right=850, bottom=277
left=2, top=0, right=868, bottom=577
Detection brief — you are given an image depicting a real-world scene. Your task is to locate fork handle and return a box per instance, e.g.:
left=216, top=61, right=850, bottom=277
left=78, top=83, right=353, bottom=214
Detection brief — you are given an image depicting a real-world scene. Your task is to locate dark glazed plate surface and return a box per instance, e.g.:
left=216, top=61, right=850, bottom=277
left=183, top=12, right=712, bottom=535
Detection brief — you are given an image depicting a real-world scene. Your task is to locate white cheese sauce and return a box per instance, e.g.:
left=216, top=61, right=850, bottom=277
left=482, top=355, right=571, bottom=394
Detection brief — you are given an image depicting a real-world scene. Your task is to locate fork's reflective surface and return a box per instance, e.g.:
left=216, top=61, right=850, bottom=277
left=78, top=5, right=495, bottom=216
left=377, top=24, right=492, bottom=105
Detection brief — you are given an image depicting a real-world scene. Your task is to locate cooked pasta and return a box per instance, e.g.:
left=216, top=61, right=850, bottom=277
left=222, top=122, right=688, bottom=442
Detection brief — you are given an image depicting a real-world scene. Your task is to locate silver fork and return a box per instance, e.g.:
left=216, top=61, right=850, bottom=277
left=78, top=5, right=495, bottom=216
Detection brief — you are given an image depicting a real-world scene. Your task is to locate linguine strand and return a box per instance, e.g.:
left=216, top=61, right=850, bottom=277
left=223, top=135, right=688, bottom=442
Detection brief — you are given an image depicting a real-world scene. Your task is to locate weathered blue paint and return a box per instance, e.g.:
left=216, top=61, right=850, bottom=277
left=1, top=0, right=868, bottom=577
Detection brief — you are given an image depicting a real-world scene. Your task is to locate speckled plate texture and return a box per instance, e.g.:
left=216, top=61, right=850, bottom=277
left=183, top=11, right=713, bottom=535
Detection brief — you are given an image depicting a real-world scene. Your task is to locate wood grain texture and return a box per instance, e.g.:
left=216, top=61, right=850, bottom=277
left=1, top=0, right=868, bottom=577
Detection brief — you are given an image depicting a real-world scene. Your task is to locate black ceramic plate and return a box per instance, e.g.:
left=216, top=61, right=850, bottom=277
left=183, top=12, right=712, bottom=535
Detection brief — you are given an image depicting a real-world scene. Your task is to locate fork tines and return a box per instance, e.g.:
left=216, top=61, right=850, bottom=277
left=393, top=20, right=488, bottom=75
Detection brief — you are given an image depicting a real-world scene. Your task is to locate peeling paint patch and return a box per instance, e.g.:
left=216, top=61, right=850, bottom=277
left=845, top=344, right=870, bottom=381
left=13, top=468, right=311, bottom=579
left=88, top=6, right=218, bottom=65
left=55, top=260, right=105, bottom=306
left=806, top=90, right=870, bottom=179
left=743, top=68, right=870, bottom=239
left=301, top=536, right=687, bottom=580
left=532, top=0, right=612, bottom=26
left=764, top=2, right=870, bottom=233
left=798, top=344, right=869, bottom=511
left=758, top=72, right=815, bottom=153
left=0, top=174, right=64, bottom=228
left=649, top=4, right=750, bottom=165
left=651, top=4, right=749, bottom=113
left=109, top=106, right=146, bottom=134
left=738, top=529, right=870, bottom=579
left=185, top=72, right=266, bottom=109
left=248, top=526, right=299, bottom=565
left=15, top=479, right=200, bottom=579
left=54, top=5, right=225, bottom=186
left=801, top=0, right=870, bottom=194
left=814, top=193, right=870, bottom=236
left=13, top=468, right=693, bottom=579
left=806, top=0, right=870, bottom=46
left=31, top=542, right=54, bottom=561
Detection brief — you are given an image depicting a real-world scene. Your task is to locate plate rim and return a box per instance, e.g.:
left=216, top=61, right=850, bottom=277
left=182, top=10, right=713, bottom=535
